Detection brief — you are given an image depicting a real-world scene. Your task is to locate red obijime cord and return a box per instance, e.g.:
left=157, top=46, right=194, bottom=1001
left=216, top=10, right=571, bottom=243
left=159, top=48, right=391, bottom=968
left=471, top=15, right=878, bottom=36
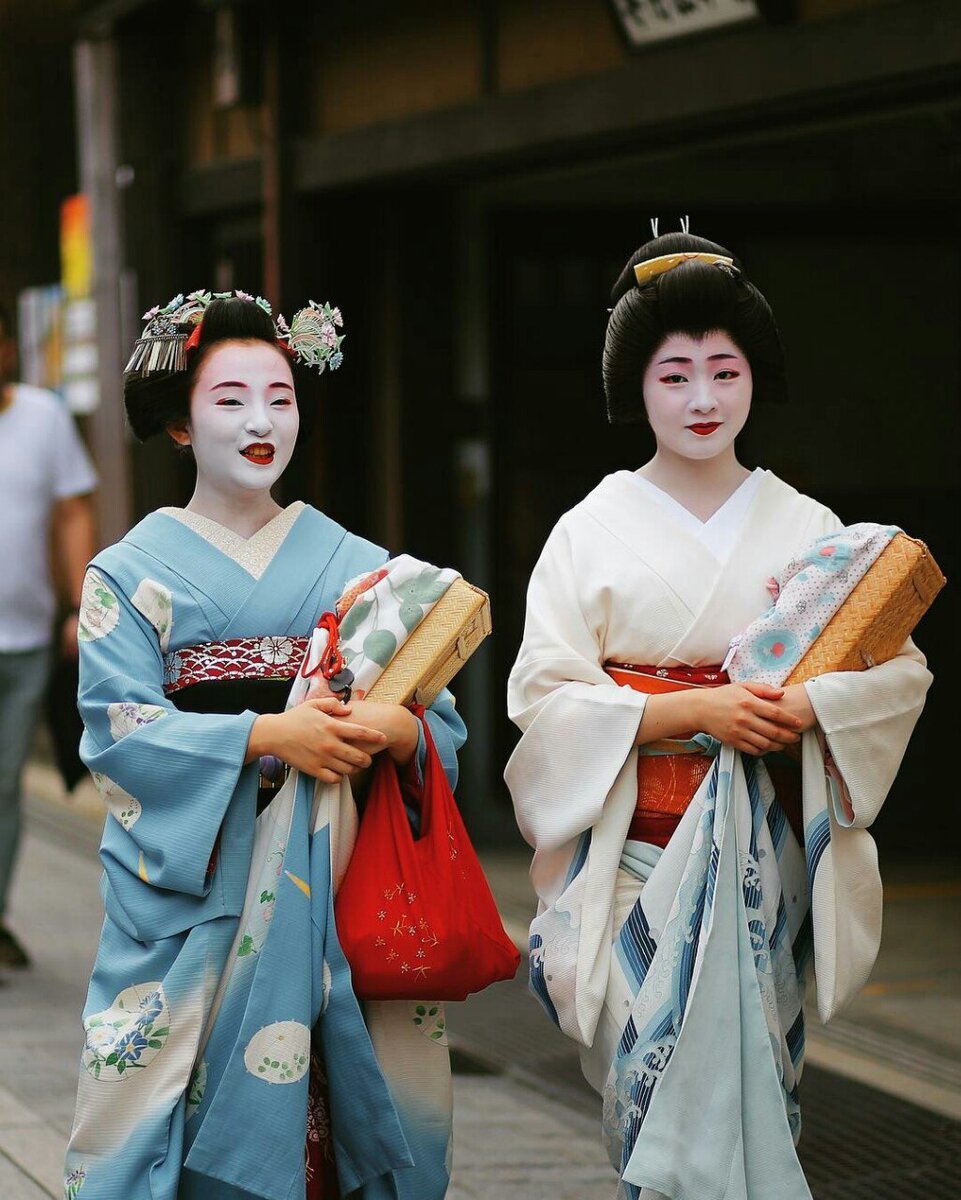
left=301, top=612, right=354, bottom=700
left=312, top=612, right=344, bottom=679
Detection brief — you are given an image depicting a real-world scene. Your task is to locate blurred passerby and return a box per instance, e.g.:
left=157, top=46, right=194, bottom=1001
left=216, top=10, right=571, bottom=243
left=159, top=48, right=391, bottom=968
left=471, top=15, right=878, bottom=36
left=0, top=301, right=97, bottom=968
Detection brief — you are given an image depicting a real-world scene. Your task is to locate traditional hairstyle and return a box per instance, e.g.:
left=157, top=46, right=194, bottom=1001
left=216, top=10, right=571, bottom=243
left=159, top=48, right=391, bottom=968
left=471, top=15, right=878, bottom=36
left=603, top=232, right=787, bottom=424
left=123, top=294, right=332, bottom=442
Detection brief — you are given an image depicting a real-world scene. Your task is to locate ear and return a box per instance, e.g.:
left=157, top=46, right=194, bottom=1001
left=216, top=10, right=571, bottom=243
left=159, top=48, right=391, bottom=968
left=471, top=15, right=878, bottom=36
left=166, top=420, right=191, bottom=447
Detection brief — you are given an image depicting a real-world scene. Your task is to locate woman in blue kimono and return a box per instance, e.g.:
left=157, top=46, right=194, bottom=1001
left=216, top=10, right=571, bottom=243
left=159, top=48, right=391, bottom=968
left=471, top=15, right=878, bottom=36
left=63, top=293, right=466, bottom=1200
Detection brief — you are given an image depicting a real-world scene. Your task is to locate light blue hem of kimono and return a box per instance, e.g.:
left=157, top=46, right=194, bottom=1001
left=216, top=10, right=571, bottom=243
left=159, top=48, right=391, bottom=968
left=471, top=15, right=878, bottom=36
left=617, top=820, right=811, bottom=1200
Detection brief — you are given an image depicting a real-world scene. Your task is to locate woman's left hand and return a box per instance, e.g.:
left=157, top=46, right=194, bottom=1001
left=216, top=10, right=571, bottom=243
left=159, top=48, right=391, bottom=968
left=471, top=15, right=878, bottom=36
left=777, top=684, right=818, bottom=733
left=333, top=699, right=420, bottom=767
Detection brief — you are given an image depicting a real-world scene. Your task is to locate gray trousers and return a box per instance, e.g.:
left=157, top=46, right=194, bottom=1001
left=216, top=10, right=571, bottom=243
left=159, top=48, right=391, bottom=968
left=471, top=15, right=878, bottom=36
left=0, top=646, right=51, bottom=917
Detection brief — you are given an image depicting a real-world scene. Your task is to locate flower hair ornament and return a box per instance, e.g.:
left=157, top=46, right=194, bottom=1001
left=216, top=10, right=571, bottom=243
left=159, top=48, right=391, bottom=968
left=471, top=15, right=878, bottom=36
left=124, top=289, right=345, bottom=378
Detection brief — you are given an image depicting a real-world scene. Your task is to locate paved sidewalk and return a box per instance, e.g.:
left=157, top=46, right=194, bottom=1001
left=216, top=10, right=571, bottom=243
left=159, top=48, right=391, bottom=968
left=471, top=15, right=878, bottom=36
left=6, top=766, right=961, bottom=1198
left=0, top=818, right=102, bottom=1196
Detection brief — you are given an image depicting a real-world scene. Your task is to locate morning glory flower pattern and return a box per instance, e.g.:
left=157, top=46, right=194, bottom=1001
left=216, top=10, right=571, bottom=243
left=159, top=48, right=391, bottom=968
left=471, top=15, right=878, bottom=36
left=81, top=983, right=170, bottom=1082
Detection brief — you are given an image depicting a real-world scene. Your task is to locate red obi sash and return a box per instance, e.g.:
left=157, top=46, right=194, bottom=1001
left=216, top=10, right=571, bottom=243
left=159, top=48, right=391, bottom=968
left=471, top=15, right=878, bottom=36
left=605, top=663, right=729, bottom=848
left=606, top=662, right=803, bottom=847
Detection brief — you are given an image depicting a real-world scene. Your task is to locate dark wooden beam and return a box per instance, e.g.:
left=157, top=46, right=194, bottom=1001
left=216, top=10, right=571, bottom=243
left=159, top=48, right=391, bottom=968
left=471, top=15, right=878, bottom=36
left=291, top=0, right=961, bottom=194
left=174, top=0, right=961, bottom=215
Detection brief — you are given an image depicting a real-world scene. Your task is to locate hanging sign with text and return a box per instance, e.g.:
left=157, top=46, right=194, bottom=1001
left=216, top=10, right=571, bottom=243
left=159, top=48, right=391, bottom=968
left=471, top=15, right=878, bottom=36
left=610, top=0, right=759, bottom=47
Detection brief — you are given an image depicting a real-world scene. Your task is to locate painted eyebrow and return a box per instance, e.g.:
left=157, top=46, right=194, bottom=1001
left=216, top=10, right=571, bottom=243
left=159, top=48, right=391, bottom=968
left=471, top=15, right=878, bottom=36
left=210, top=380, right=293, bottom=390
left=656, top=353, right=740, bottom=365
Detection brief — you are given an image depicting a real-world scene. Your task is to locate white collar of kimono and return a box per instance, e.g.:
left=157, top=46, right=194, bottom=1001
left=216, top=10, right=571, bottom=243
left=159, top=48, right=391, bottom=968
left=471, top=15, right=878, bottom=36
left=583, top=469, right=812, bottom=664
left=629, top=467, right=764, bottom=564
left=158, top=501, right=305, bottom=580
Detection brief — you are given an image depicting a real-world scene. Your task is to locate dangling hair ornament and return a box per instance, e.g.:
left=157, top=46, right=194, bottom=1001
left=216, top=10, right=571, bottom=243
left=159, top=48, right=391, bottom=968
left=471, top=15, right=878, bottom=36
left=125, top=289, right=345, bottom=378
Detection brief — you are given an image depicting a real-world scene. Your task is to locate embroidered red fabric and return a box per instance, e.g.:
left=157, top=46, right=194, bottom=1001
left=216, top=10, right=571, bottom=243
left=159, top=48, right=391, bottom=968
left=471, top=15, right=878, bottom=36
left=334, top=709, right=520, bottom=1001
left=306, top=1049, right=339, bottom=1199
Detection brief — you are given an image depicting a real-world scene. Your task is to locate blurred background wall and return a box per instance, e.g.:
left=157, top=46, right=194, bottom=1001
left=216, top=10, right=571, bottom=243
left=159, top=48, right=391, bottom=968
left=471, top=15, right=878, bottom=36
left=1, top=0, right=958, bottom=848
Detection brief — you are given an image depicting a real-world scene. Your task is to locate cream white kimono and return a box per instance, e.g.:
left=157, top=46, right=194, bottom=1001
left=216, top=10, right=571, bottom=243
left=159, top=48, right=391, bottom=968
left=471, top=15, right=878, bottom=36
left=506, top=469, right=931, bottom=1200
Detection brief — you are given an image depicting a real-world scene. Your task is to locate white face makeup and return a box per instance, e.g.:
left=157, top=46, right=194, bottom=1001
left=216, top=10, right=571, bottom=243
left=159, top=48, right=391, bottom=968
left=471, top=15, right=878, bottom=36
left=170, top=340, right=300, bottom=498
left=641, top=331, right=752, bottom=461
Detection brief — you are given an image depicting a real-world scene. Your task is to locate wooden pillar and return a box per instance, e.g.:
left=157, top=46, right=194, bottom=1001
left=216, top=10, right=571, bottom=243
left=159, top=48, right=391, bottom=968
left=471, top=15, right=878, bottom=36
left=261, top=24, right=283, bottom=307
left=74, top=36, right=131, bottom=547
left=261, top=22, right=303, bottom=312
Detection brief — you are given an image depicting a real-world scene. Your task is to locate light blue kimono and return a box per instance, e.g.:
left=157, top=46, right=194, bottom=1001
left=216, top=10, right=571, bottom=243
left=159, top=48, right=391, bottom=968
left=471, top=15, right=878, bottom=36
left=63, top=505, right=466, bottom=1200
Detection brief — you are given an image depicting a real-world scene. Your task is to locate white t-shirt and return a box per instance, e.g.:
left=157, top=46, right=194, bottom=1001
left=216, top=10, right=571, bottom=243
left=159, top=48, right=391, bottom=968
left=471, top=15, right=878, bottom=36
left=0, top=385, right=98, bottom=651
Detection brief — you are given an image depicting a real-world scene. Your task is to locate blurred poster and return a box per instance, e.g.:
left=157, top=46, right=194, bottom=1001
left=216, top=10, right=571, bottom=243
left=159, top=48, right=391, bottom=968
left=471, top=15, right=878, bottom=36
left=60, top=194, right=99, bottom=414
left=610, top=0, right=758, bottom=46
left=17, top=284, right=64, bottom=394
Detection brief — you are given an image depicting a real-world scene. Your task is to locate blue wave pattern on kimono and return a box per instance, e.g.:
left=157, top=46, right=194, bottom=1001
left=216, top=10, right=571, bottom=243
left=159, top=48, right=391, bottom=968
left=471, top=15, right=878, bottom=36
left=64, top=507, right=466, bottom=1200
left=603, top=747, right=813, bottom=1200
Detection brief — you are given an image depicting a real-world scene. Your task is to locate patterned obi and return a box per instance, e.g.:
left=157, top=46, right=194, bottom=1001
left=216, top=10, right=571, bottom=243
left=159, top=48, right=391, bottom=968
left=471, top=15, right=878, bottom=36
left=164, top=636, right=311, bottom=815
left=163, top=635, right=310, bottom=695
left=605, top=663, right=729, bottom=848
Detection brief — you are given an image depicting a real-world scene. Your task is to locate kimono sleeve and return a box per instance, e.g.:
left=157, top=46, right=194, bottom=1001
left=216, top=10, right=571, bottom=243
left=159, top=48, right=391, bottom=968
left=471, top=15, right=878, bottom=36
left=418, top=688, right=467, bottom=790
left=506, top=516, right=647, bottom=852
left=796, top=505, right=934, bottom=828
left=804, top=637, right=931, bottom=829
left=79, top=565, right=258, bottom=897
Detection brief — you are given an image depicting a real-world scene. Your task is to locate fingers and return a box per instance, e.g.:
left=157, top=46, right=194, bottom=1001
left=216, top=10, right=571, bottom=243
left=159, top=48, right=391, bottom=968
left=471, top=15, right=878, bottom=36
left=738, top=735, right=774, bottom=756
left=307, top=697, right=353, bottom=717
left=328, top=746, right=374, bottom=772
left=741, top=682, right=785, bottom=701
left=746, top=717, right=800, bottom=746
left=316, top=768, right=343, bottom=785
left=336, top=721, right=388, bottom=747
left=747, top=698, right=800, bottom=728
left=734, top=691, right=802, bottom=732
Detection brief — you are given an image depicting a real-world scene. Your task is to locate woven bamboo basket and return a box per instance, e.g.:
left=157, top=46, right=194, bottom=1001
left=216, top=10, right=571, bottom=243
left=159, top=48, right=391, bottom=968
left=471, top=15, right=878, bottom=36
left=784, top=533, right=945, bottom=685
left=366, top=578, right=492, bottom=707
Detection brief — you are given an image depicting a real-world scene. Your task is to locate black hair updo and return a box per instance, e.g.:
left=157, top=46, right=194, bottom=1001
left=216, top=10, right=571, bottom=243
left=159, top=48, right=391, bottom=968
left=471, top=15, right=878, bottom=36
left=123, top=295, right=317, bottom=442
left=603, top=232, right=787, bottom=424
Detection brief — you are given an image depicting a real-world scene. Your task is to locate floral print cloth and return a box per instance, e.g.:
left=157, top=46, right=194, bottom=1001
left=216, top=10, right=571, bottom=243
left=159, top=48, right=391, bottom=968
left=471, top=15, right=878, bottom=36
left=300, top=555, right=459, bottom=701
left=725, top=524, right=899, bottom=685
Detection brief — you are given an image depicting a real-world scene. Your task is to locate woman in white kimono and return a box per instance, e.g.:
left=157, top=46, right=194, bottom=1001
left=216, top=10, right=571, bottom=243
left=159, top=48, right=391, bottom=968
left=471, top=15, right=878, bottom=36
left=506, top=233, right=932, bottom=1200
left=64, top=293, right=466, bottom=1200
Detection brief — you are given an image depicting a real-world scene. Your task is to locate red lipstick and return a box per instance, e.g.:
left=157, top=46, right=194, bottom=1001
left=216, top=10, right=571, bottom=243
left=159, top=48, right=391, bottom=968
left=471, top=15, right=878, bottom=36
left=241, top=442, right=276, bottom=465
left=688, top=423, right=722, bottom=436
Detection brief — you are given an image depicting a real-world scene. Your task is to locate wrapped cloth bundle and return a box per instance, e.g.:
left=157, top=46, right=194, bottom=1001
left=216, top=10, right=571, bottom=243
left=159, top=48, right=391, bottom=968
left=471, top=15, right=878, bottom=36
left=301, top=556, right=491, bottom=707
left=725, top=524, right=945, bottom=686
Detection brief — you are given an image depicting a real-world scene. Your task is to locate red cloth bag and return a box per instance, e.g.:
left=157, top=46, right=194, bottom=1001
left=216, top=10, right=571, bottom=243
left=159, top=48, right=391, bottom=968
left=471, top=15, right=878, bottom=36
left=334, top=714, right=520, bottom=1001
